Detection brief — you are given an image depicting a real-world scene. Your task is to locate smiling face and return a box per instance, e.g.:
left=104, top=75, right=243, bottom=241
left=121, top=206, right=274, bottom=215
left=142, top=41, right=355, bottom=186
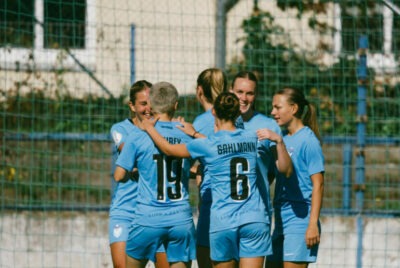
left=271, top=93, right=296, bottom=127
left=129, top=87, right=151, bottom=122
left=230, top=77, right=256, bottom=114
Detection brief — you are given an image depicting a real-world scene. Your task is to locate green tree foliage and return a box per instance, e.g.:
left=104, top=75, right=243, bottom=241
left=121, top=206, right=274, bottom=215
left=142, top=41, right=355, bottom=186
left=226, top=2, right=400, bottom=136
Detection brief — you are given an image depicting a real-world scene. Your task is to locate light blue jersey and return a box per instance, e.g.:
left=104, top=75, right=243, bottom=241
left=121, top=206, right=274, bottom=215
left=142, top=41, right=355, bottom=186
left=186, top=129, right=268, bottom=233
left=193, top=109, right=215, bottom=137
left=239, top=112, right=282, bottom=222
left=116, top=121, right=193, bottom=227
left=193, top=109, right=214, bottom=202
left=109, top=118, right=138, bottom=219
left=273, top=126, right=325, bottom=234
left=241, top=111, right=281, bottom=139
left=192, top=109, right=215, bottom=247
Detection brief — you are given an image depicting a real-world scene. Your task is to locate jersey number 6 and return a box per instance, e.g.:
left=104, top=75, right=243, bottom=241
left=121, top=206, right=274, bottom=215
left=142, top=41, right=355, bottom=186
left=230, top=157, right=249, bottom=201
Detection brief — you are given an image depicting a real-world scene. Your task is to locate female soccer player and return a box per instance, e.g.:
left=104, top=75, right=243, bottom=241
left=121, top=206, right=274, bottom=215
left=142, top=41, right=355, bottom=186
left=192, top=68, right=227, bottom=268
left=230, top=70, right=283, bottom=222
left=114, top=82, right=196, bottom=268
left=143, top=92, right=292, bottom=268
left=258, top=87, right=325, bottom=268
left=109, top=80, right=168, bottom=268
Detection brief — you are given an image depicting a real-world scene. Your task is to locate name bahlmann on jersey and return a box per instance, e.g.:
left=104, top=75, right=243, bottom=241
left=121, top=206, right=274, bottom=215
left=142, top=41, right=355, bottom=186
left=217, top=141, right=257, bottom=155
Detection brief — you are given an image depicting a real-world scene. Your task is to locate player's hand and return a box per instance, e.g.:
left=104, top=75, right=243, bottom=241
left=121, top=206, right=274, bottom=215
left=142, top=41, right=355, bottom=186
left=305, top=223, right=320, bottom=248
left=256, top=128, right=281, bottom=143
left=142, top=116, right=159, bottom=131
left=176, top=119, right=196, bottom=136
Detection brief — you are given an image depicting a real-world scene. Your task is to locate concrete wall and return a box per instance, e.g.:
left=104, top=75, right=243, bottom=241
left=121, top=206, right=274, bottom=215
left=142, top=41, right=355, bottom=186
left=0, top=212, right=399, bottom=267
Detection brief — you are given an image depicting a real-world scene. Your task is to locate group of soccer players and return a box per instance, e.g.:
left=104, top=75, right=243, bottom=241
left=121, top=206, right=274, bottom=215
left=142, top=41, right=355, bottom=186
left=109, top=69, right=325, bottom=268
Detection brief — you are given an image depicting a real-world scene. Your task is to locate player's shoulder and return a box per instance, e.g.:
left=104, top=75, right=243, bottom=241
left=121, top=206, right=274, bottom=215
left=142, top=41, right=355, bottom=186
left=214, top=128, right=257, bottom=141
left=111, top=119, right=135, bottom=132
left=237, top=128, right=258, bottom=140
left=124, top=127, right=147, bottom=144
left=297, top=126, right=318, bottom=139
left=156, top=121, right=192, bottom=143
left=252, top=112, right=281, bottom=132
left=253, top=112, right=276, bottom=124
left=155, top=121, right=181, bottom=134
left=286, top=127, right=321, bottom=149
left=194, top=110, right=213, bottom=123
left=301, top=127, right=321, bottom=146
left=110, top=119, right=137, bottom=145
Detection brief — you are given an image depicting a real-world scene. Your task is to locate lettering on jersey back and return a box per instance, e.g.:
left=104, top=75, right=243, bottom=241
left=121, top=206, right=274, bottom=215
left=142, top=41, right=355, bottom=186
left=164, top=137, right=182, bottom=144
left=217, top=142, right=257, bottom=155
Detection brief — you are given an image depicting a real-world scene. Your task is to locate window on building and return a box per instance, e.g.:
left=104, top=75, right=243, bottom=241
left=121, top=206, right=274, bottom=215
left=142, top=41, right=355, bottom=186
left=392, top=0, right=400, bottom=54
left=1, top=0, right=86, bottom=49
left=333, top=2, right=398, bottom=73
left=340, top=2, right=384, bottom=53
left=0, top=0, right=35, bottom=48
left=0, top=0, right=95, bottom=70
left=44, top=0, right=86, bottom=49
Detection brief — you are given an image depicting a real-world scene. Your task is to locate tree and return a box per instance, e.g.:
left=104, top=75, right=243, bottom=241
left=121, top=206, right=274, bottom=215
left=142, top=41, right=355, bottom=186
left=226, top=1, right=400, bottom=136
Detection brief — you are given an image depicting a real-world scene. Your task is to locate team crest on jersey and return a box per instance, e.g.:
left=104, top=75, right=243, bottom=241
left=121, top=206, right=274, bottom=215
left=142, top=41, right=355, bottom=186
left=112, top=131, right=123, bottom=144
left=113, top=224, right=122, bottom=238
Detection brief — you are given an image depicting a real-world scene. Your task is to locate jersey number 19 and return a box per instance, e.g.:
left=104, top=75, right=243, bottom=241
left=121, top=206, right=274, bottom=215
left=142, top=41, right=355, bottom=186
left=153, top=154, right=183, bottom=201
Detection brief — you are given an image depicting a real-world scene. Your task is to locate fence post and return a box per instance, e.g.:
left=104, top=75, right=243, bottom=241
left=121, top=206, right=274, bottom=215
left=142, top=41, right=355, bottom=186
left=130, top=24, right=136, bottom=85
left=342, top=144, right=352, bottom=214
left=355, top=35, right=368, bottom=268
left=215, top=0, right=239, bottom=69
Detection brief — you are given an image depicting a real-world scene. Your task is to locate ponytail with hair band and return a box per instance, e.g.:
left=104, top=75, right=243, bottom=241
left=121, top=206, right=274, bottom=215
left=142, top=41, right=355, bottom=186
left=301, top=104, right=309, bottom=122
left=300, top=97, right=310, bottom=119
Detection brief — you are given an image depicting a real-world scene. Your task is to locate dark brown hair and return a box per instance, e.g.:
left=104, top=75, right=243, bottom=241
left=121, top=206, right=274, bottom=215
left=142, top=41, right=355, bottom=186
left=214, top=92, right=241, bottom=122
left=231, top=71, right=258, bottom=92
left=129, top=80, right=152, bottom=103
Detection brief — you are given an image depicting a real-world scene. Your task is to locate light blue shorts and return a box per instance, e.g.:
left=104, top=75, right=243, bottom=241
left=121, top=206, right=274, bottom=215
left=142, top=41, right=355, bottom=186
left=210, top=222, right=271, bottom=262
left=267, top=232, right=319, bottom=263
left=126, top=222, right=196, bottom=263
left=109, top=217, right=131, bottom=244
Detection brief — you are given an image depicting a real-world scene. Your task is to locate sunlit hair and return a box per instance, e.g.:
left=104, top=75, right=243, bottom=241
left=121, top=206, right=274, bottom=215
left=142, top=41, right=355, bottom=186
left=275, top=87, right=321, bottom=141
left=197, top=68, right=228, bottom=104
left=214, top=92, right=241, bottom=122
left=129, top=80, right=152, bottom=103
left=150, top=82, right=179, bottom=117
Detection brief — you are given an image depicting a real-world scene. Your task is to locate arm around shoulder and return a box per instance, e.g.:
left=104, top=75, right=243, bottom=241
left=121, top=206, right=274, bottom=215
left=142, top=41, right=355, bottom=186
left=114, top=166, right=127, bottom=182
left=142, top=118, right=192, bottom=158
